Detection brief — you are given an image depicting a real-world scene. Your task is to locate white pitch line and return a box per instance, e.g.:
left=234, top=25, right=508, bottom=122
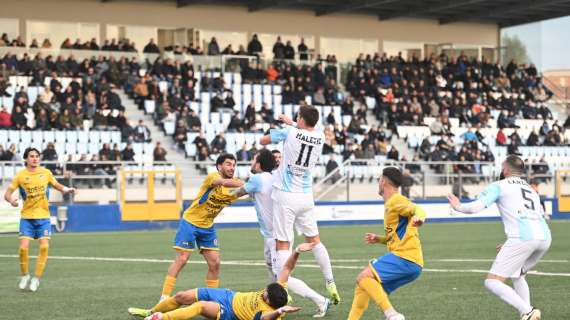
left=1, top=254, right=570, bottom=277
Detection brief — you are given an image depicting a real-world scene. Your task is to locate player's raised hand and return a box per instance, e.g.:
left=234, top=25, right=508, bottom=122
left=364, top=233, right=379, bottom=244
left=278, top=114, right=293, bottom=126
left=295, top=242, right=316, bottom=253
left=277, top=306, right=301, bottom=314
left=447, top=193, right=460, bottom=209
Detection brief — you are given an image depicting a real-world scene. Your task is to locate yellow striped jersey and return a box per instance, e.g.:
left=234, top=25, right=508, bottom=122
left=9, top=167, right=58, bottom=219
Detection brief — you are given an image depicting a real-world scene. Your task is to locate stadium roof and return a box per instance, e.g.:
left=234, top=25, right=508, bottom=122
left=168, top=0, right=570, bottom=27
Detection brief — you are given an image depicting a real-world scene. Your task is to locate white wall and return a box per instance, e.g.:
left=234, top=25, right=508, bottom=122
left=320, top=37, right=378, bottom=62
left=0, top=18, right=19, bottom=40
left=27, top=20, right=78, bottom=47
left=200, top=29, right=247, bottom=52
left=124, top=26, right=157, bottom=52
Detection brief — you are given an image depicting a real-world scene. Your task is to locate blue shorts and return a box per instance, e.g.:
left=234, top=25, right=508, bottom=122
left=19, top=218, right=52, bottom=240
left=370, top=253, right=422, bottom=294
left=197, top=288, right=237, bottom=320
left=173, top=219, right=218, bottom=251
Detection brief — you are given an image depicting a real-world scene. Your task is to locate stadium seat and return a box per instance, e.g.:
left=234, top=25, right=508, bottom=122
left=100, top=131, right=111, bottom=144
left=145, top=100, right=156, bottom=114
left=8, top=130, right=19, bottom=143
left=111, top=131, right=121, bottom=144
left=0, top=130, right=7, bottom=143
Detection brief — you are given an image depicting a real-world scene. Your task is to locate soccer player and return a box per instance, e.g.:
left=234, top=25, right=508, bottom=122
left=348, top=167, right=425, bottom=320
left=159, top=153, right=244, bottom=300
left=232, top=149, right=330, bottom=317
left=271, top=149, right=281, bottom=167
left=3, top=147, right=76, bottom=292
left=260, top=106, right=340, bottom=305
left=448, top=155, right=550, bottom=320
left=129, top=243, right=316, bottom=320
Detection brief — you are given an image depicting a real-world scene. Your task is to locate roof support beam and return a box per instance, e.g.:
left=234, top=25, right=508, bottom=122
left=315, top=0, right=399, bottom=17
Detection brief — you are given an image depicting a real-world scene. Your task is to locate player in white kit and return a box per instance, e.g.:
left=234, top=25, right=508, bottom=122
left=260, top=106, right=341, bottom=305
left=232, top=149, right=331, bottom=317
left=448, top=155, right=551, bottom=320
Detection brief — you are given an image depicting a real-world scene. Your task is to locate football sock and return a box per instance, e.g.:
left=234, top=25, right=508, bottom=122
left=359, top=277, right=392, bottom=311
left=152, top=296, right=181, bottom=313
left=312, top=243, right=335, bottom=284
left=162, top=275, right=177, bottom=297
left=288, top=276, right=326, bottom=306
left=163, top=302, right=202, bottom=320
left=485, top=279, right=532, bottom=315
left=512, top=276, right=530, bottom=305
left=206, top=279, right=219, bottom=288
left=34, top=245, right=49, bottom=278
left=347, top=284, right=369, bottom=320
left=274, top=250, right=290, bottom=275
left=19, top=247, right=29, bottom=275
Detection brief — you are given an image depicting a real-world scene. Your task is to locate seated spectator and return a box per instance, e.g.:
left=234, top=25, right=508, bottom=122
left=121, top=143, right=135, bottom=162
left=134, top=120, right=151, bottom=142
left=228, top=112, right=244, bottom=132
left=10, top=105, right=26, bottom=129
left=0, top=143, right=18, bottom=161
left=153, top=142, right=167, bottom=162
left=143, top=38, right=160, bottom=54
left=99, top=143, right=111, bottom=159
left=461, top=127, right=478, bottom=142
left=496, top=128, right=507, bottom=146
left=510, top=129, right=523, bottom=146
left=325, top=155, right=341, bottom=184
left=211, top=133, right=227, bottom=152
left=224, top=92, right=236, bottom=110
left=41, top=38, right=52, bottom=48
left=507, top=140, right=521, bottom=156
left=236, top=144, right=252, bottom=161
left=0, top=106, right=11, bottom=128
left=387, top=146, right=399, bottom=161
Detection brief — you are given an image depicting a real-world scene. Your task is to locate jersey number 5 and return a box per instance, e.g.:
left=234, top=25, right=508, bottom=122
left=521, top=188, right=536, bottom=211
left=296, top=143, right=314, bottom=167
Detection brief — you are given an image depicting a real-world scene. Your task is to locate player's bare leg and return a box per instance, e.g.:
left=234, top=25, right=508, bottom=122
left=202, top=249, right=220, bottom=288
left=161, top=250, right=192, bottom=300
left=18, top=238, right=31, bottom=290
left=305, top=235, right=340, bottom=304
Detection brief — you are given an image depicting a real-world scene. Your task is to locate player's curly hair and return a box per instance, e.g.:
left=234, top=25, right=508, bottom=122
left=266, top=282, right=288, bottom=309
left=23, top=147, right=41, bottom=159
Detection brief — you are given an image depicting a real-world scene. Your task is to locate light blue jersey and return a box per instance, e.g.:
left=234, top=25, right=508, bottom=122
left=270, top=126, right=324, bottom=194
left=244, top=172, right=274, bottom=238
left=478, top=177, right=551, bottom=241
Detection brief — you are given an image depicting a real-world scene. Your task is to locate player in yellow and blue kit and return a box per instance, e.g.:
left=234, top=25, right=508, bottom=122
left=128, top=243, right=316, bottom=320
left=348, top=167, right=426, bottom=320
left=3, top=147, right=76, bottom=292
left=160, top=153, right=244, bottom=300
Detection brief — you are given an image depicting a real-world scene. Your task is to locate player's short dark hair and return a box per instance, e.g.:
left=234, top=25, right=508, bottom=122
left=23, top=147, right=40, bottom=159
left=266, top=283, right=288, bottom=309
left=504, top=154, right=524, bottom=174
left=256, top=149, right=276, bottom=173
left=271, top=150, right=281, bottom=155
left=298, top=105, right=319, bottom=128
left=216, top=153, right=236, bottom=166
left=383, top=166, right=402, bottom=188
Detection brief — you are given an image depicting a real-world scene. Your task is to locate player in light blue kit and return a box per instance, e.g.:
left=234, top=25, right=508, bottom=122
left=448, top=155, right=550, bottom=320
left=232, top=149, right=330, bottom=317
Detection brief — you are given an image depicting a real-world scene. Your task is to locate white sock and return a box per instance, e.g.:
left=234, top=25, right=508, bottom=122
left=274, top=250, right=290, bottom=275
left=288, top=276, right=326, bottom=307
left=384, top=307, right=399, bottom=318
left=485, top=279, right=532, bottom=315
left=312, top=242, right=334, bottom=284
left=512, top=276, right=530, bottom=305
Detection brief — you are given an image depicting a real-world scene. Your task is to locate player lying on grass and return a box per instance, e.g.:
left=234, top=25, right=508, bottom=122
left=231, top=149, right=331, bottom=317
left=448, top=155, right=550, bottom=320
left=348, top=167, right=426, bottom=320
left=128, top=243, right=316, bottom=320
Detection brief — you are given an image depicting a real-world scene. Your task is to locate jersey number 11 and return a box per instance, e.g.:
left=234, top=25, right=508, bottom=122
left=296, top=143, right=314, bottom=167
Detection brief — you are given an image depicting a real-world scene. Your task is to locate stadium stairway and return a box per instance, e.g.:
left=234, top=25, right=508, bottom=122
left=116, top=90, right=199, bottom=182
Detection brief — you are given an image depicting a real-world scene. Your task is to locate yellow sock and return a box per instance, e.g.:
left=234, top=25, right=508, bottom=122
left=162, top=275, right=177, bottom=296
left=152, top=296, right=181, bottom=313
left=19, top=247, right=29, bottom=275
left=34, top=245, right=49, bottom=278
left=358, top=277, right=393, bottom=311
left=348, top=284, right=370, bottom=320
left=206, top=279, right=219, bottom=288
left=162, top=302, right=203, bottom=320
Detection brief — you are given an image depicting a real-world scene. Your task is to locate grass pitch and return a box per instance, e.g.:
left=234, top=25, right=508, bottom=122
left=1, top=220, right=569, bottom=319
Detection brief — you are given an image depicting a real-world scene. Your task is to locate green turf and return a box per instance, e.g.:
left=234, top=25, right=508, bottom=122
left=1, top=220, right=569, bottom=319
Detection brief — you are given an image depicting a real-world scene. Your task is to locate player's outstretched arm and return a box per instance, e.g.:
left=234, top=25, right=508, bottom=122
left=447, top=193, right=485, bottom=214
left=261, top=306, right=301, bottom=320
left=53, top=182, right=76, bottom=195
left=212, top=178, right=244, bottom=188
left=277, top=243, right=315, bottom=283
left=4, top=187, right=18, bottom=207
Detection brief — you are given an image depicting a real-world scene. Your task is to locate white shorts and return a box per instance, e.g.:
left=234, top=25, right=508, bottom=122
left=490, top=238, right=551, bottom=278
left=272, top=188, right=319, bottom=242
